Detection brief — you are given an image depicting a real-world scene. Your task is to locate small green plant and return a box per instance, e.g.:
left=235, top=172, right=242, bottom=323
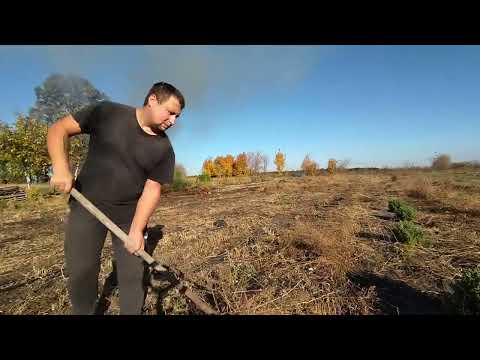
left=388, top=199, right=417, bottom=221
left=197, top=173, right=211, bottom=184
left=451, top=267, right=480, bottom=315
left=172, top=165, right=190, bottom=192
left=231, top=263, right=258, bottom=290
left=172, top=177, right=189, bottom=192
left=26, top=186, right=53, bottom=201
left=26, top=187, right=44, bottom=201
left=392, top=220, right=424, bottom=245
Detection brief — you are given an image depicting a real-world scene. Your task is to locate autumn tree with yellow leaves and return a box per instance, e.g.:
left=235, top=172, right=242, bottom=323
left=301, top=154, right=318, bottom=176
left=202, top=158, right=215, bottom=176
left=233, top=152, right=249, bottom=176
left=274, top=150, right=285, bottom=173
left=203, top=152, right=253, bottom=177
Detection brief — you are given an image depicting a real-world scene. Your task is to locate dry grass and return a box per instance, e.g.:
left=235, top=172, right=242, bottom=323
left=406, top=178, right=435, bottom=199
left=1, top=168, right=480, bottom=315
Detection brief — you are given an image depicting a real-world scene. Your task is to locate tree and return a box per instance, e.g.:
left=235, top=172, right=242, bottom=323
left=328, top=159, right=337, bottom=174
left=262, top=154, right=269, bottom=173
left=202, top=158, right=215, bottom=177
left=274, top=150, right=285, bottom=173
left=214, top=156, right=226, bottom=177
left=29, top=74, right=109, bottom=124
left=0, top=122, right=9, bottom=182
left=29, top=74, right=110, bottom=177
left=247, top=151, right=266, bottom=175
left=223, top=154, right=235, bottom=177
left=432, top=154, right=451, bottom=170
left=233, top=152, right=249, bottom=176
left=301, top=154, right=318, bottom=176
left=337, top=158, right=350, bottom=171
left=0, top=116, right=50, bottom=183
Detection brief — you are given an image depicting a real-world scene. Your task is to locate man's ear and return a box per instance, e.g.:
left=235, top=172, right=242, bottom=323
left=148, top=94, right=157, bottom=106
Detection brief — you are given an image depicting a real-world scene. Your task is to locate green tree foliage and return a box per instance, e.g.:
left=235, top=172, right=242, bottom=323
left=0, top=116, right=50, bottom=181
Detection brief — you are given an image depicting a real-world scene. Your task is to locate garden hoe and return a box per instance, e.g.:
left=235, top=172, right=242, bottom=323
left=69, top=188, right=218, bottom=315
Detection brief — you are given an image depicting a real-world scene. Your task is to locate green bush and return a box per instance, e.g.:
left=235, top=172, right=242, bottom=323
left=388, top=199, right=417, bottom=221
left=172, top=177, right=189, bottom=192
left=170, top=164, right=191, bottom=192
left=197, top=173, right=211, bottom=184
left=451, top=267, right=480, bottom=315
left=392, top=220, right=424, bottom=245
left=26, top=186, right=53, bottom=201
left=26, top=187, right=43, bottom=201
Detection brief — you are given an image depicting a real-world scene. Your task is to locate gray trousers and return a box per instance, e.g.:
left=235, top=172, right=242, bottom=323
left=64, top=203, right=147, bottom=315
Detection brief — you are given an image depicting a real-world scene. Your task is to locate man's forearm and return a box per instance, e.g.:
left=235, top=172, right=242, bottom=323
left=47, top=123, right=71, bottom=173
left=130, top=182, right=162, bottom=233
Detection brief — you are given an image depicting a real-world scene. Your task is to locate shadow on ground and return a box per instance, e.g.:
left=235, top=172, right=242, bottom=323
left=95, top=224, right=165, bottom=315
left=356, top=231, right=393, bottom=242
left=347, top=271, right=449, bottom=315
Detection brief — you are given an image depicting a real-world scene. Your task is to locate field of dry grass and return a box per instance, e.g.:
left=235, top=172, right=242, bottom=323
left=1, top=168, right=479, bottom=315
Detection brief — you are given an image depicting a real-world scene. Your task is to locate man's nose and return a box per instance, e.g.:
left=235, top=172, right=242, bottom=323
left=169, top=115, right=177, bottom=124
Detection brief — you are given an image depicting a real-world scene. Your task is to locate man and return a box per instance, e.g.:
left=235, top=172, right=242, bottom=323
left=47, top=82, right=185, bottom=315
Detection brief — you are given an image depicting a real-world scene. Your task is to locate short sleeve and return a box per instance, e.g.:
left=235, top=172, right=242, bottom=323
left=71, top=102, right=103, bottom=134
left=147, top=147, right=175, bottom=185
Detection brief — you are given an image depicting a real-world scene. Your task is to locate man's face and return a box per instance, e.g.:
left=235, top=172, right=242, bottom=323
left=148, top=95, right=182, bottom=131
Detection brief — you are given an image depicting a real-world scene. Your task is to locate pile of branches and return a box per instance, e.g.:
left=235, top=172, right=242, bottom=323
left=0, top=186, right=26, bottom=201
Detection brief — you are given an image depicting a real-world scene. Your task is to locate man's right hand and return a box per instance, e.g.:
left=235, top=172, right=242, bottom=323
left=50, top=170, right=74, bottom=193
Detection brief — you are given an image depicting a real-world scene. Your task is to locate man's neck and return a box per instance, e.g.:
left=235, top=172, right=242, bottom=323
left=136, top=107, right=160, bottom=135
left=136, top=107, right=151, bottom=127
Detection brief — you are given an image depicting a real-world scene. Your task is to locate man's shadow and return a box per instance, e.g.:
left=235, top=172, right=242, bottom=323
left=347, top=271, right=448, bottom=314
left=95, top=224, right=165, bottom=315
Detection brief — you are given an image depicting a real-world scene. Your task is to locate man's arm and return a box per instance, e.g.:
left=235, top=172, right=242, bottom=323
left=47, top=115, right=82, bottom=193
left=125, top=179, right=163, bottom=254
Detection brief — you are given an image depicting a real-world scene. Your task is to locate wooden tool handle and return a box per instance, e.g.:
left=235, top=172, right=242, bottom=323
left=69, top=188, right=166, bottom=272
left=69, top=188, right=218, bottom=315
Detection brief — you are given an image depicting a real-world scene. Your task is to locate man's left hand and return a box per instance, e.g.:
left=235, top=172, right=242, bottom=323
left=126, top=229, right=145, bottom=254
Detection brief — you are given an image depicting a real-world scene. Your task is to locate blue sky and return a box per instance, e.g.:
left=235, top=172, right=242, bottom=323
left=0, top=45, right=479, bottom=175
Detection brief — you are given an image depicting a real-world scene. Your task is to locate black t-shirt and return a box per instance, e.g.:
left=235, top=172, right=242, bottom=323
left=69, top=101, right=175, bottom=224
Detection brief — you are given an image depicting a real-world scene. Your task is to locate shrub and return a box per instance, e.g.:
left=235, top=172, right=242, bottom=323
left=327, top=159, right=337, bottom=174
left=407, top=179, right=434, bottom=199
left=391, top=175, right=398, bottom=182
left=172, top=177, right=189, bottom=192
left=301, top=154, right=318, bottom=176
left=26, top=186, right=50, bottom=201
left=171, top=163, right=190, bottom=191
left=432, top=154, right=451, bottom=170
left=197, top=173, right=211, bottom=184
left=174, top=164, right=187, bottom=179
left=451, top=267, right=480, bottom=315
left=391, top=220, right=424, bottom=245
left=388, top=199, right=417, bottom=221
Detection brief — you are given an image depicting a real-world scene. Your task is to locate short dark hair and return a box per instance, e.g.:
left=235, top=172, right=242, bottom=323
left=143, top=82, right=185, bottom=109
